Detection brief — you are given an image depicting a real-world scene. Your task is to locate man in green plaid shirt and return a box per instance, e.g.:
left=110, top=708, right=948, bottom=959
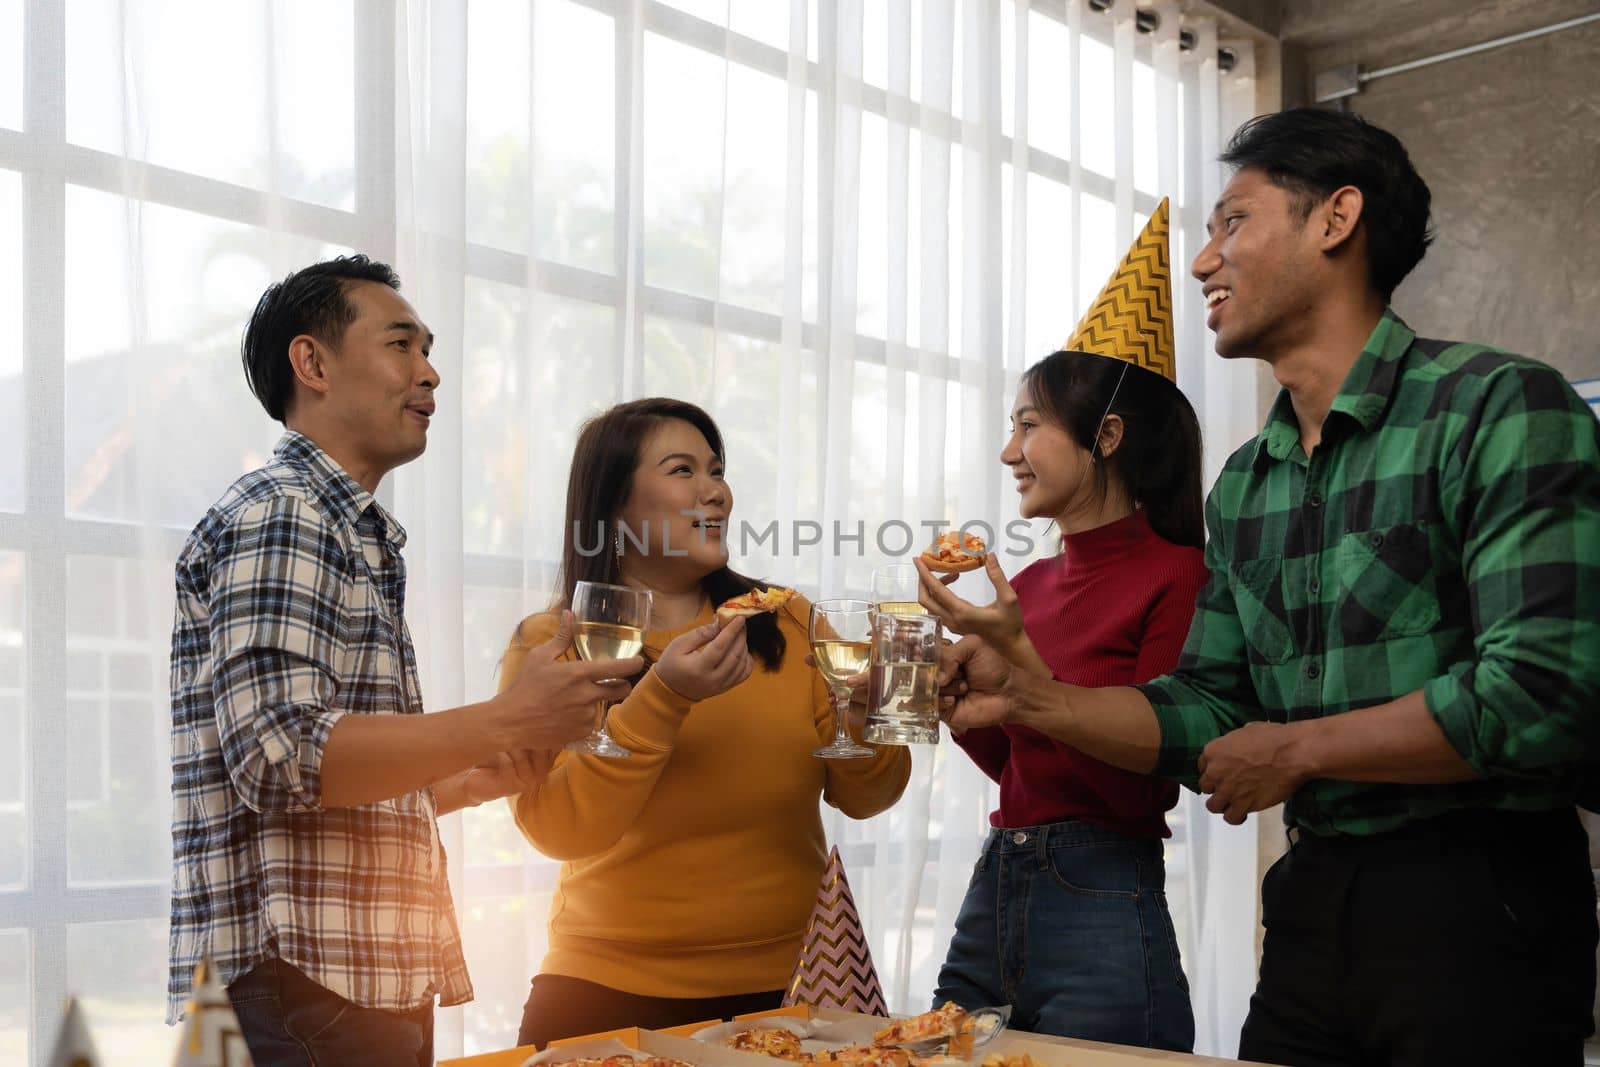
left=942, top=109, right=1599, bottom=1066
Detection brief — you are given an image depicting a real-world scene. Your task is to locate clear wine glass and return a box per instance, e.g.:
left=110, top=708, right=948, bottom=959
left=809, top=598, right=876, bottom=759
left=567, top=580, right=651, bottom=759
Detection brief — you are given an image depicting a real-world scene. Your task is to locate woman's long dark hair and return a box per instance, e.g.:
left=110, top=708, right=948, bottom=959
left=1021, top=352, right=1205, bottom=550
left=551, top=397, right=785, bottom=671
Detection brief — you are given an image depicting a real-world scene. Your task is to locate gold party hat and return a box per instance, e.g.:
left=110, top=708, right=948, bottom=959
left=1063, top=197, right=1176, bottom=384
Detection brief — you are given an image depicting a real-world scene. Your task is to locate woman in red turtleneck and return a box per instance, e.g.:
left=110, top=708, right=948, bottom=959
left=916, top=349, right=1207, bottom=1051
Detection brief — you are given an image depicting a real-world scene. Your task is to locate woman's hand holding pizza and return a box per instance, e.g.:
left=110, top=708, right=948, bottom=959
left=654, top=615, right=754, bottom=701
left=914, top=552, right=1024, bottom=647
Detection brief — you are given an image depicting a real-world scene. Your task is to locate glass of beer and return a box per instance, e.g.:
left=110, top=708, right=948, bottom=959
left=809, top=598, right=876, bottom=759
left=871, top=564, right=926, bottom=617
left=568, top=580, right=651, bottom=759
left=864, top=611, right=941, bottom=745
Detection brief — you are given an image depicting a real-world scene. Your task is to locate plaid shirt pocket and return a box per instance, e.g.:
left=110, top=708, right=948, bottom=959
left=1336, top=522, right=1442, bottom=641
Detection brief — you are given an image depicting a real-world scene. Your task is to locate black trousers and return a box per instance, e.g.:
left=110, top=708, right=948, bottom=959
left=517, top=973, right=785, bottom=1048
left=1240, top=806, right=1596, bottom=1067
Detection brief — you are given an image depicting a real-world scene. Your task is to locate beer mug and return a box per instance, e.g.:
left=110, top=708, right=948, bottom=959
left=864, top=611, right=941, bottom=745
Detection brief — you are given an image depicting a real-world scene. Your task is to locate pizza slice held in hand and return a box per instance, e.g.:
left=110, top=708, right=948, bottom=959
left=715, top=585, right=798, bottom=625
left=920, top=531, right=987, bottom=574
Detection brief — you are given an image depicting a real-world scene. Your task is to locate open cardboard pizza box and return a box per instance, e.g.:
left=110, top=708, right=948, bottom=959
left=526, top=1027, right=794, bottom=1067
left=437, top=1018, right=719, bottom=1067
left=441, top=1007, right=1275, bottom=1067
left=731, top=1008, right=1275, bottom=1066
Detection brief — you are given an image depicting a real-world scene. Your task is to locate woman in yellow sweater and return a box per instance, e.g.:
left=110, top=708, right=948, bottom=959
left=499, top=397, right=911, bottom=1046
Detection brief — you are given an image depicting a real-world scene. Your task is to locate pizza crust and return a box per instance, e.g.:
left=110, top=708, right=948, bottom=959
left=919, top=551, right=984, bottom=574
left=919, top=531, right=988, bottom=574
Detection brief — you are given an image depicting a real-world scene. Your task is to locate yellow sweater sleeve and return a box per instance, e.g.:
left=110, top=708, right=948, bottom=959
left=500, top=612, right=694, bottom=861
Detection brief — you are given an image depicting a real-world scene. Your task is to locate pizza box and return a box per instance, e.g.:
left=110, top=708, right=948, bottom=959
left=977, top=1029, right=1278, bottom=1067
left=439, top=1048, right=540, bottom=1067
left=520, top=1028, right=793, bottom=1067
left=733, top=1004, right=824, bottom=1022
left=548, top=1021, right=724, bottom=1048
left=445, top=1008, right=1276, bottom=1067
left=802, top=1010, right=1276, bottom=1067
left=439, top=1021, right=719, bottom=1067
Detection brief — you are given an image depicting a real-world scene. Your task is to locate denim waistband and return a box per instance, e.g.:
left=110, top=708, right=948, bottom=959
left=984, top=819, right=1162, bottom=855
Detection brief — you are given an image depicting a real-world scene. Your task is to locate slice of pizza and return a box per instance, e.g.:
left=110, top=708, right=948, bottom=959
left=804, top=1046, right=916, bottom=1067
left=919, top=531, right=987, bottom=574
left=716, top=585, right=798, bottom=625
left=872, top=1001, right=968, bottom=1045
left=728, top=1028, right=805, bottom=1060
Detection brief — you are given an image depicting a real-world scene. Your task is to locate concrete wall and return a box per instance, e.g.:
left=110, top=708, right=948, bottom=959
left=1296, top=0, right=1600, bottom=382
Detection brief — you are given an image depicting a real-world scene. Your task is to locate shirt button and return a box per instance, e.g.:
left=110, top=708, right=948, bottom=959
left=1371, top=533, right=1385, bottom=548
left=1309, top=576, right=1321, bottom=594
left=1307, top=662, right=1321, bottom=679
left=1011, top=831, right=1029, bottom=845
left=1307, top=493, right=1324, bottom=508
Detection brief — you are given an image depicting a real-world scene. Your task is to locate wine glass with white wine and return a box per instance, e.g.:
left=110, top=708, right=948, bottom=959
left=568, top=580, right=651, bottom=759
left=809, top=598, right=876, bottom=759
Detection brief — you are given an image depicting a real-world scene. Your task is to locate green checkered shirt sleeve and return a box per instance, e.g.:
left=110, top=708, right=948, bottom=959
left=1422, top=359, right=1600, bottom=776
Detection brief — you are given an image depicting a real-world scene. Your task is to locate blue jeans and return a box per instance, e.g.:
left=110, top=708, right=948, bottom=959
left=227, top=958, right=434, bottom=1067
left=934, top=821, right=1194, bottom=1051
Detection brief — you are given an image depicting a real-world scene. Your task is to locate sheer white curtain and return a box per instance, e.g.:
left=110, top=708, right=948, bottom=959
left=0, top=0, right=1260, bottom=1062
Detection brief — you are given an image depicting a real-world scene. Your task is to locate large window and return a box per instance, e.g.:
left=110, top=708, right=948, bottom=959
left=1, top=0, right=1259, bottom=1061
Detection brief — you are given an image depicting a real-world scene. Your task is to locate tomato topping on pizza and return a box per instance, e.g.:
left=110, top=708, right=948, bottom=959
left=919, top=530, right=988, bottom=574
left=716, top=585, right=798, bottom=624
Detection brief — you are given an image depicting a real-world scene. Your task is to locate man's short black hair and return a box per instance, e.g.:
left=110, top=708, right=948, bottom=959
left=241, top=254, right=402, bottom=423
left=1220, top=108, right=1433, bottom=301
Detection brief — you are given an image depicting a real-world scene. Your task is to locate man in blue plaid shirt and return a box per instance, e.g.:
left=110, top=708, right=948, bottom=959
left=168, top=256, right=644, bottom=1065
left=941, top=110, right=1600, bottom=1065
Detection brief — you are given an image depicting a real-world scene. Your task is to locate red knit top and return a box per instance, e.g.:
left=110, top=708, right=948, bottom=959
left=954, top=509, right=1209, bottom=838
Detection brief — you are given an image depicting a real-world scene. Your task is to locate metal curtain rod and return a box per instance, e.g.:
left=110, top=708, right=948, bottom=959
left=1085, top=0, right=1243, bottom=72
left=1316, top=10, right=1600, bottom=102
